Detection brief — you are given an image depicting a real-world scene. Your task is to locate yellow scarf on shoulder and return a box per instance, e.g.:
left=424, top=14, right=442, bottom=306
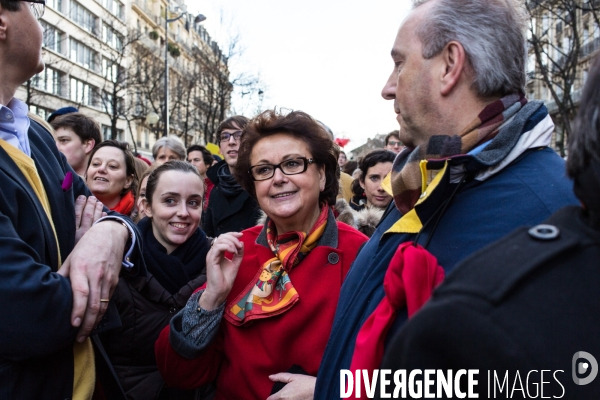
left=0, top=140, right=95, bottom=400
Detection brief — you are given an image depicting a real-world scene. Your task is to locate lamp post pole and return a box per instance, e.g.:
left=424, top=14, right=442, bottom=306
left=164, top=3, right=170, bottom=137
left=163, top=2, right=206, bottom=138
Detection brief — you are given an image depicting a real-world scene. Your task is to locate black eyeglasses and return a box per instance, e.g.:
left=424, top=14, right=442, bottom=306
left=249, top=157, right=315, bottom=181
left=17, top=0, right=45, bottom=20
left=220, top=130, right=243, bottom=142
left=388, top=140, right=402, bottom=146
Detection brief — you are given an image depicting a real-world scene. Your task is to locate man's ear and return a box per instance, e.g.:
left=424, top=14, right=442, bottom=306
left=0, top=7, right=10, bottom=41
left=83, top=139, right=95, bottom=154
left=440, top=41, right=467, bottom=96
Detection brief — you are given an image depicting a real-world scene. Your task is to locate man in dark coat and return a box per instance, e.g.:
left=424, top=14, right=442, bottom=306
left=380, top=55, right=600, bottom=399
left=315, top=0, right=579, bottom=397
left=203, top=116, right=261, bottom=237
left=0, top=2, right=139, bottom=398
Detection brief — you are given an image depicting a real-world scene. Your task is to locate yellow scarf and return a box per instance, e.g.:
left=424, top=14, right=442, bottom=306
left=0, top=140, right=95, bottom=400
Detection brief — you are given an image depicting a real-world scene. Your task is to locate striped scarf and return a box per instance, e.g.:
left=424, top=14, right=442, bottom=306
left=225, top=205, right=329, bottom=326
left=391, top=93, right=527, bottom=214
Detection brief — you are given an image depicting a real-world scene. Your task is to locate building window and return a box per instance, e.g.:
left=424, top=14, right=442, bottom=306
left=42, top=22, right=63, bottom=53
left=70, top=39, right=98, bottom=71
left=102, top=23, right=123, bottom=50
left=562, top=36, right=571, bottom=51
left=102, top=126, right=124, bottom=141
left=101, top=90, right=114, bottom=112
left=30, top=105, right=54, bottom=120
left=102, top=58, right=119, bottom=82
left=32, top=67, right=62, bottom=95
left=47, top=0, right=62, bottom=12
left=70, top=1, right=97, bottom=34
left=70, top=77, right=97, bottom=107
left=100, top=0, right=124, bottom=19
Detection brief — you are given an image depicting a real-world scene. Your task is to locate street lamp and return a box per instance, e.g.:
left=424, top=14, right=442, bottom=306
left=164, top=1, right=206, bottom=137
left=146, top=111, right=160, bottom=139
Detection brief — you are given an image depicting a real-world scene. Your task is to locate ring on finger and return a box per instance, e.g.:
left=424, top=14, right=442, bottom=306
left=100, top=299, right=110, bottom=303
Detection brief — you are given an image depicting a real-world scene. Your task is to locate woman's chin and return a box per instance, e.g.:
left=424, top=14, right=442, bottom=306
left=90, top=191, right=119, bottom=205
left=265, top=207, right=300, bottom=223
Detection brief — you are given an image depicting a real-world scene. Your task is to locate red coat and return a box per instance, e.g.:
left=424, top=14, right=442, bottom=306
left=155, top=221, right=367, bottom=399
left=203, top=177, right=214, bottom=211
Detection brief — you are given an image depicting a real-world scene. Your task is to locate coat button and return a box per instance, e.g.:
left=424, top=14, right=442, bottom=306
left=528, top=224, right=560, bottom=240
left=327, top=252, right=339, bottom=264
left=169, top=307, right=177, bottom=313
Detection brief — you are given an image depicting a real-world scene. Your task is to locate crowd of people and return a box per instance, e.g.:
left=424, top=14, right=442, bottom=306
left=1, top=0, right=599, bottom=399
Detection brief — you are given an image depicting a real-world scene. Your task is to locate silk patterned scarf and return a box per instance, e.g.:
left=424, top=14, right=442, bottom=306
left=225, top=205, right=329, bottom=326
left=391, top=93, right=527, bottom=214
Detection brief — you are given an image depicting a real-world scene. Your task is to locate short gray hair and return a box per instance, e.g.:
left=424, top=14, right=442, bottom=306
left=151, top=135, right=186, bottom=160
left=413, top=0, right=527, bottom=98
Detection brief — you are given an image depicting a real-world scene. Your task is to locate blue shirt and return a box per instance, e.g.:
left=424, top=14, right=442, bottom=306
left=0, top=98, right=31, bottom=156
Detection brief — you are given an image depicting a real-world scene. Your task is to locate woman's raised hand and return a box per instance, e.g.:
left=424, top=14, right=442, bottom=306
left=199, top=232, right=244, bottom=311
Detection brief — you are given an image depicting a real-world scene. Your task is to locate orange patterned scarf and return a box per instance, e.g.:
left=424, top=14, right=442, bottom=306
left=225, top=205, right=329, bottom=326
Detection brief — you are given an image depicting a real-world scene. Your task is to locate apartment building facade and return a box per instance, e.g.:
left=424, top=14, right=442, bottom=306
left=526, top=0, right=600, bottom=154
left=16, top=0, right=230, bottom=158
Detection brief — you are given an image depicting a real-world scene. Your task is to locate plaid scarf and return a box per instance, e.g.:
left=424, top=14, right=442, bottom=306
left=391, top=93, right=527, bottom=214
left=225, top=205, right=329, bottom=326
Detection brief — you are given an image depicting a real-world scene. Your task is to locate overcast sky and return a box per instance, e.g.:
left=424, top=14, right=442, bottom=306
left=188, top=1, right=412, bottom=152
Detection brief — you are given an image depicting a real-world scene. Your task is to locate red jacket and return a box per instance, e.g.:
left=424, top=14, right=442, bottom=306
left=203, top=177, right=214, bottom=211
left=155, top=221, right=367, bottom=399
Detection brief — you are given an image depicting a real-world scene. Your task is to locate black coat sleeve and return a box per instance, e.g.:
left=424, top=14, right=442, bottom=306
left=202, top=188, right=217, bottom=238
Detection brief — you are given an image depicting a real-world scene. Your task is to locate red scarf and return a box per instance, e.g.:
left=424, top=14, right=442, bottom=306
left=348, top=242, right=444, bottom=398
left=110, top=191, right=135, bottom=216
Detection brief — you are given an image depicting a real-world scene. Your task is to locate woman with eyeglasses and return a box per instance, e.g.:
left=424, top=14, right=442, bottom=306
left=100, top=161, right=211, bottom=400
left=155, top=110, right=368, bottom=399
left=202, top=115, right=262, bottom=237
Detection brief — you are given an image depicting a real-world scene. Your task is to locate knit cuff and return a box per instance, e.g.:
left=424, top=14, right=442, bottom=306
left=169, top=290, right=224, bottom=359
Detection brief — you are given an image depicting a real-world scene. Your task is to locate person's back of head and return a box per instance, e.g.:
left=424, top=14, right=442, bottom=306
left=342, top=160, right=358, bottom=176
left=47, top=106, right=79, bottom=123
left=567, top=55, right=600, bottom=227
left=413, top=0, right=527, bottom=98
